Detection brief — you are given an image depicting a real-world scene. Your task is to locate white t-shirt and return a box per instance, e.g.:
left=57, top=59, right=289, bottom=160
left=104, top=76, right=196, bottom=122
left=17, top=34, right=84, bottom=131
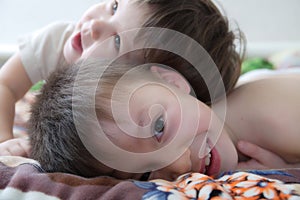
left=18, top=21, right=75, bottom=84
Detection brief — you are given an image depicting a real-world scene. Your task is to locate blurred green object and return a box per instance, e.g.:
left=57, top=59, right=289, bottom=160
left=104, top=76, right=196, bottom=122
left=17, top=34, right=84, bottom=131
left=241, top=58, right=274, bottom=74
left=29, top=80, right=45, bottom=91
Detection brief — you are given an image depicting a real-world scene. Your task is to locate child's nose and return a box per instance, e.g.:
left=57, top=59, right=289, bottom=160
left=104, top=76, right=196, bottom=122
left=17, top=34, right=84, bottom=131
left=90, top=19, right=114, bottom=41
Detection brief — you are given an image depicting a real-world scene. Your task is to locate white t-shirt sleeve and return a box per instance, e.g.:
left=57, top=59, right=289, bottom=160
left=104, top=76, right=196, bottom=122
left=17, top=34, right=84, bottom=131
left=18, top=21, right=75, bottom=84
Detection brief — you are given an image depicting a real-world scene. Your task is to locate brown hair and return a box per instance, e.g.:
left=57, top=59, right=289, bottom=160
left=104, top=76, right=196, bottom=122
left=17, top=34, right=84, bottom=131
left=29, top=61, right=149, bottom=178
left=29, top=63, right=104, bottom=177
left=137, top=0, right=244, bottom=104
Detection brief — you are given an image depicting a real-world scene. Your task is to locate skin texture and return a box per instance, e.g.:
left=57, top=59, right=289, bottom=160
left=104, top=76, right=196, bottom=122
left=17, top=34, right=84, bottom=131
left=224, top=75, right=300, bottom=164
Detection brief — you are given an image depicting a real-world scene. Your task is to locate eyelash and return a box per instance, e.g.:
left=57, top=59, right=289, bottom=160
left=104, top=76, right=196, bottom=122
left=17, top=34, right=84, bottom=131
left=112, top=0, right=118, bottom=15
left=153, top=115, right=165, bottom=142
left=114, top=34, right=121, bottom=51
left=111, top=0, right=120, bottom=51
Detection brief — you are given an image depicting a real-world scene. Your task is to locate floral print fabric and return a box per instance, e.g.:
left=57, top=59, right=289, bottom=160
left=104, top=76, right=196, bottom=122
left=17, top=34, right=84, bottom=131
left=135, top=171, right=300, bottom=199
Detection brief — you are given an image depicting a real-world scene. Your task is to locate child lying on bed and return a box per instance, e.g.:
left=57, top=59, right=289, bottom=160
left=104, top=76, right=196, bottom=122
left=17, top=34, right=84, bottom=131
left=26, top=60, right=300, bottom=181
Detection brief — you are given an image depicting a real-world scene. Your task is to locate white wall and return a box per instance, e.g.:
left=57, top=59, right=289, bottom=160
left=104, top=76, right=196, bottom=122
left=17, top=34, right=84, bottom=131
left=214, top=0, right=300, bottom=57
left=0, top=0, right=100, bottom=66
left=1, top=0, right=300, bottom=66
left=0, top=0, right=100, bottom=45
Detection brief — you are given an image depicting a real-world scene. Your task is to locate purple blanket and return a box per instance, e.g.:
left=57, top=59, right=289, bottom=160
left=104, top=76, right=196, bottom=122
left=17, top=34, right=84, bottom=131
left=0, top=156, right=300, bottom=199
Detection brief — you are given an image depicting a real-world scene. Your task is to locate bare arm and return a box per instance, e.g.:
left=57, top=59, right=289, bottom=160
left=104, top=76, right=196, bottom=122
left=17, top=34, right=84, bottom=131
left=0, top=53, right=32, bottom=142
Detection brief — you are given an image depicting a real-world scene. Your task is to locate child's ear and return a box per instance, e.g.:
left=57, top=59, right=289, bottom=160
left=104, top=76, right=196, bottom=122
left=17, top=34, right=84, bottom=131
left=150, top=66, right=191, bottom=94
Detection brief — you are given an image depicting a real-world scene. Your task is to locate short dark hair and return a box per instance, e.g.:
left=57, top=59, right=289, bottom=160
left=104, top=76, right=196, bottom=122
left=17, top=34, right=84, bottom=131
left=29, top=64, right=106, bottom=177
left=29, top=61, right=153, bottom=178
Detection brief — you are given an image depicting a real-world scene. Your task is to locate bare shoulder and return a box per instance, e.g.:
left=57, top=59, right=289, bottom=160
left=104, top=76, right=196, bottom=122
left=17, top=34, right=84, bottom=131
left=228, top=72, right=300, bottom=117
left=227, top=73, right=300, bottom=162
left=228, top=74, right=300, bottom=129
left=232, top=73, right=300, bottom=102
left=236, top=68, right=300, bottom=87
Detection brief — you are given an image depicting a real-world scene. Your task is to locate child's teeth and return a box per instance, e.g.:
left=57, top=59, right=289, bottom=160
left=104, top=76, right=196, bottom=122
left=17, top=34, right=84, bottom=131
left=206, top=146, right=210, bottom=152
left=205, top=153, right=211, bottom=166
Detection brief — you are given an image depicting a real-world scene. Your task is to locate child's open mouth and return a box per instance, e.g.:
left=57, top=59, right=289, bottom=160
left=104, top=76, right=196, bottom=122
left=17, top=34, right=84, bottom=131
left=71, top=32, right=83, bottom=54
left=199, top=141, right=220, bottom=176
left=204, top=147, right=220, bottom=176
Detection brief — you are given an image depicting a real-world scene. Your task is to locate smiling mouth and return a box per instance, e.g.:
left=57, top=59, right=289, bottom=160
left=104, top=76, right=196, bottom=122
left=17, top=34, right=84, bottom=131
left=199, top=141, right=220, bottom=176
left=204, top=149, right=212, bottom=172
left=202, top=146, right=212, bottom=174
left=71, top=32, right=83, bottom=54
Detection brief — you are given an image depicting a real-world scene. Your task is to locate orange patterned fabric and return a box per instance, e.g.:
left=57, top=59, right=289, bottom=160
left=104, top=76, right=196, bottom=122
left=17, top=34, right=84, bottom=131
left=136, top=171, right=300, bottom=199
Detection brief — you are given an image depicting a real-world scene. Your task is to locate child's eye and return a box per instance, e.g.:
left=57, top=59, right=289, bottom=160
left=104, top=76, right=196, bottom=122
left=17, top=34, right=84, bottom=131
left=154, top=116, right=165, bottom=142
left=114, top=34, right=121, bottom=51
left=112, top=0, right=118, bottom=15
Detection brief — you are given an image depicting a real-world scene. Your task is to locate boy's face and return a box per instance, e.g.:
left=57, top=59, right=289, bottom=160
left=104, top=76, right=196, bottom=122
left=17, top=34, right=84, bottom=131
left=64, top=0, right=148, bottom=64
left=95, top=68, right=238, bottom=180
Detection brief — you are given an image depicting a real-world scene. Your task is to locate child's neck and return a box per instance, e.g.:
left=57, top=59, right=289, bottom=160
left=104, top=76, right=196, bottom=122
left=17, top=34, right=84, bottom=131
left=222, top=122, right=249, bottom=162
left=214, top=99, right=250, bottom=162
